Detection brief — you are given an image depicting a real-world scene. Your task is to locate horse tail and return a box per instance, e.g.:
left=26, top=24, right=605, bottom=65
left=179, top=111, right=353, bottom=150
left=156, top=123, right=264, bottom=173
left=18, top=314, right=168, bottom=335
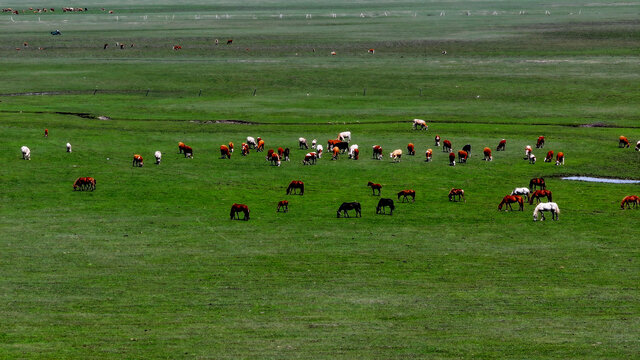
left=555, top=204, right=560, bottom=215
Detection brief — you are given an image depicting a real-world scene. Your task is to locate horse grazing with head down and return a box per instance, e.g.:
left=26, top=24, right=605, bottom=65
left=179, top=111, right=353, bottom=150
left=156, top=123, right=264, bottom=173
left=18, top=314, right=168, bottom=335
left=412, top=119, right=427, bottom=130
left=511, top=187, right=530, bottom=201
left=442, top=139, right=452, bottom=153
left=368, top=182, right=382, bottom=195
left=435, top=135, right=440, bottom=147
left=283, top=148, right=290, bottom=161
left=270, top=153, right=281, bottom=166
left=524, top=145, right=532, bottom=159
left=397, top=190, right=415, bottom=202
left=496, top=139, right=506, bottom=151
left=73, top=177, right=96, bottom=191
left=241, top=143, right=249, bottom=156
left=178, top=142, right=186, bottom=154
left=425, top=149, right=433, bottom=162
left=462, top=144, right=471, bottom=154
left=483, top=147, right=492, bottom=161
left=448, top=152, right=456, bottom=166
left=277, top=200, right=289, bottom=213
left=376, top=198, right=395, bottom=215
left=529, top=177, right=546, bottom=190
left=372, top=145, right=383, bottom=160
left=448, top=188, right=465, bottom=202
left=458, top=150, right=468, bottom=163
left=230, top=203, right=250, bottom=220
left=544, top=150, right=554, bottom=162
left=183, top=145, right=193, bottom=158
left=287, top=181, right=304, bottom=195
left=555, top=152, right=564, bottom=166
left=498, top=195, right=523, bottom=211
left=302, top=152, right=317, bottom=165
left=132, top=154, right=143, bottom=167
left=536, top=136, right=545, bottom=148
left=407, top=143, right=415, bottom=156
left=299, top=137, right=308, bottom=149
left=256, top=139, right=265, bottom=152
left=636, top=141, right=640, bottom=151
left=154, top=151, right=162, bottom=164
left=21, top=146, right=31, bottom=160
left=266, top=149, right=275, bottom=161
left=533, top=202, right=559, bottom=221
left=220, top=145, right=231, bottom=159
left=337, top=202, right=361, bottom=218
left=529, top=190, right=553, bottom=204
left=619, top=136, right=630, bottom=148
left=390, top=149, right=402, bottom=162
left=620, top=195, right=640, bottom=209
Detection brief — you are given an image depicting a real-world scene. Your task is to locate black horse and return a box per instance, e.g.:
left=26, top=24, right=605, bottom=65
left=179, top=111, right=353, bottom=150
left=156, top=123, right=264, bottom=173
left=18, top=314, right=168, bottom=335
left=335, top=142, right=349, bottom=153
left=376, top=198, right=395, bottom=215
left=286, top=181, right=304, bottom=195
left=337, top=202, right=361, bottom=218
left=283, top=148, right=290, bottom=161
left=462, top=144, right=471, bottom=153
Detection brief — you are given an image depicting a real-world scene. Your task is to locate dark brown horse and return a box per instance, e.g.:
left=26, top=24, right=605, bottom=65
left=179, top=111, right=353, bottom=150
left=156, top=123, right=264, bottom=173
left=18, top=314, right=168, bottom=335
left=529, top=190, right=553, bottom=204
left=230, top=203, right=250, bottom=220
left=498, top=195, right=523, bottom=211
left=73, top=177, right=96, bottom=191
left=277, top=200, right=289, bottom=213
left=397, top=190, right=415, bottom=203
left=337, top=202, right=361, bottom=218
left=376, top=198, right=395, bottom=215
left=496, top=139, right=506, bottom=151
left=443, top=139, right=452, bottom=152
left=536, top=136, right=545, bottom=148
left=287, top=181, right=304, bottom=195
left=367, top=181, right=382, bottom=195
left=448, top=188, right=465, bottom=202
left=220, top=145, right=231, bottom=159
left=529, top=177, right=546, bottom=190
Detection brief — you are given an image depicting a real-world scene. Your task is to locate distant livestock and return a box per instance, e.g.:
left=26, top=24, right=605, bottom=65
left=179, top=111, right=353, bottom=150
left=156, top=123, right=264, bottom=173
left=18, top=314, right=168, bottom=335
left=556, top=152, right=564, bottom=165
left=183, top=145, right=193, bottom=158
left=21, top=146, right=31, bottom=160
left=425, top=149, right=433, bottom=162
left=536, top=136, right=545, bottom=148
left=132, top=154, right=143, bottom=167
left=220, top=145, right=231, bottom=159
left=287, top=181, right=304, bottom=195
left=458, top=150, right=468, bottom=163
left=524, top=145, right=532, bottom=159
left=277, top=200, right=289, bottom=213
left=533, top=202, right=559, bottom=221
left=529, top=154, right=536, bottom=164
left=66, top=142, right=72, bottom=153
left=299, top=137, right=308, bottom=149
left=230, top=203, right=249, bottom=220
left=241, top=143, right=249, bottom=156
left=435, top=135, right=440, bottom=147
left=448, top=152, right=456, bottom=166
left=621, top=195, right=640, bottom=209
left=270, top=153, right=281, bottom=166
left=154, top=151, right=162, bottom=164
left=372, top=145, right=383, bottom=160
left=511, top=187, right=530, bottom=201
left=302, top=152, right=317, bottom=165
left=44, top=129, right=48, bottom=138
left=498, top=195, right=523, bottom=211
left=332, top=146, right=340, bottom=160
left=619, top=136, right=629, bottom=148
left=316, top=145, right=323, bottom=158
left=257, top=139, right=265, bottom=152
left=73, top=177, right=96, bottom=191
left=412, top=119, right=427, bottom=130
left=530, top=190, right=553, bottom=204
left=442, top=139, right=452, bottom=152
left=348, top=144, right=359, bottom=159
left=336, top=202, right=361, bottom=218
left=483, top=147, right=492, bottom=161
left=397, top=190, right=415, bottom=202
left=407, top=143, right=415, bottom=156
left=376, top=198, right=395, bottom=215
left=338, top=131, right=351, bottom=142
left=283, top=148, right=290, bottom=161
left=390, top=149, right=402, bottom=162
left=529, top=177, right=546, bottom=190
left=544, top=150, right=554, bottom=162
left=311, top=139, right=317, bottom=149
left=462, top=144, right=471, bottom=153
left=247, top=137, right=257, bottom=149
left=448, top=188, right=465, bottom=202
left=228, top=142, right=234, bottom=153
left=496, top=139, right=506, bottom=151
left=367, top=181, right=382, bottom=195
left=178, top=142, right=185, bottom=153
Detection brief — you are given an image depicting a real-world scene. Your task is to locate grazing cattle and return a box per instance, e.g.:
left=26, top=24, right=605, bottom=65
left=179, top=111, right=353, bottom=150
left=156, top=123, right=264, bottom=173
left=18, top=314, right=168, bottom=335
left=368, top=48, right=375, bottom=54
left=311, top=139, right=317, bottom=149
left=412, top=119, right=428, bottom=130
left=20, top=146, right=31, bottom=160
left=247, top=136, right=257, bottom=149
left=336, top=202, right=361, bottom=218
left=299, top=137, right=308, bottom=149
left=331, top=51, right=337, bottom=56
left=286, top=180, right=304, bottom=195
left=407, top=143, right=415, bottom=156
left=462, top=144, right=471, bottom=153
left=241, top=143, right=249, bottom=156
left=277, top=147, right=284, bottom=158
left=348, top=144, right=359, bottom=159
left=132, top=154, right=143, bottom=167
left=178, top=141, right=186, bottom=153
left=524, top=145, right=533, bottom=159
left=227, top=39, right=233, bottom=45
left=316, top=145, right=323, bottom=158
left=442, top=139, right=452, bottom=152
left=367, top=181, right=382, bottom=195
left=66, top=142, right=72, bottom=153
left=230, top=203, right=249, bottom=220
left=302, top=152, right=317, bottom=165
left=496, top=139, right=506, bottom=151
left=256, top=140, right=265, bottom=152
left=270, top=153, right=281, bottom=166
left=425, top=148, right=433, bottom=162
left=376, top=198, right=395, bottom=215
left=351, top=148, right=359, bottom=160
left=390, top=149, right=402, bottom=162
left=435, top=135, right=441, bottom=147
left=266, top=149, right=275, bottom=161
left=335, top=142, right=349, bottom=153
left=511, top=187, right=530, bottom=201
left=448, top=152, right=456, bottom=166
left=183, top=145, right=193, bottom=158
left=483, top=147, right=492, bottom=161
left=529, top=177, right=546, bottom=190
left=529, top=154, right=536, bottom=164
left=220, top=145, right=231, bottom=159
left=372, top=145, right=383, bottom=160
left=529, top=190, right=553, bottom=204
left=173, top=45, right=182, bottom=50
left=332, top=146, right=340, bottom=160
left=555, top=152, right=564, bottom=166
left=544, top=150, right=554, bottom=162
left=397, top=190, right=415, bottom=202
left=533, top=202, right=559, bottom=221
left=44, top=129, right=48, bottom=138
left=328, top=139, right=341, bottom=150
left=619, top=136, right=630, bottom=148
left=277, top=200, right=289, bottom=213
left=154, top=151, right=161, bottom=165
left=448, top=188, right=465, bottom=202
left=498, top=195, right=524, bottom=211
left=536, top=136, right=545, bottom=148
left=228, top=142, right=234, bottom=153
left=458, top=150, right=468, bottom=163
left=338, top=131, right=351, bottom=142
left=283, top=148, right=290, bottom=161
left=73, top=177, right=96, bottom=191
left=620, top=195, right=640, bottom=209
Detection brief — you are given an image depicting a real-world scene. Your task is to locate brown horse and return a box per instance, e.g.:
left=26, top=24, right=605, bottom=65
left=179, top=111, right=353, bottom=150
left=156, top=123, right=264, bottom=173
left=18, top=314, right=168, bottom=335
left=372, top=145, right=383, bottom=160
left=536, top=136, right=545, bottom=148
left=621, top=195, right=640, bottom=209
left=435, top=135, right=441, bottom=147
left=332, top=146, right=340, bottom=160
left=270, top=153, right=281, bottom=166
left=328, top=139, right=341, bottom=150
left=220, top=145, right=231, bottom=159
left=277, top=147, right=284, bottom=158
left=529, top=190, right=553, bottom=204
left=425, top=149, right=433, bottom=162
left=337, top=202, right=361, bottom=218
left=230, top=203, right=250, bottom=220
left=183, top=145, right=193, bottom=158
left=407, top=143, right=415, bottom=156
left=443, top=139, right=452, bottom=152
left=397, top=190, right=415, bottom=202
left=256, top=139, right=265, bottom=152
left=448, top=188, right=465, bottom=202
left=178, top=141, right=185, bottom=153
left=287, top=180, right=304, bottom=195
left=498, top=195, right=523, bottom=211
left=73, top=177, right=96, bottom=191
left=458, top=150, right=468, bottom=163
left=529, top=177, right=546, bottom=190
left=241, top=143, right=249, bottom=156
left=483, top=147, right=492, bottom=161
left=132, top=154, right=143, bottom=167
left=556, top=152, right=564, bottom=165
left=228, top=142, right=234, bottom=153
left=619, top=136, right=630, bottom=148
left=368, top=181, right=382, bottom=195
left=544, top=150, right=554, bottom=162
left=277, top=200, right=289, bottom=213
left=266, top=149, right=274, bottom=161
left=496, top=139, right=506, bottom=151
left=449, top=152, right=456, bottom=166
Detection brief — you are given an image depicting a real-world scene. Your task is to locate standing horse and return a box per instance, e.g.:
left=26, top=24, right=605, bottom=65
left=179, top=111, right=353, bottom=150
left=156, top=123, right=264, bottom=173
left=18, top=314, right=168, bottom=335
left=620, top=195, right=640, bottom=209
left=442, top=139, right=452, bottom=152
left=435, top=135, right=441, bottom=147
left=266, top=149, right=275, bottom=161
left=496, top=139, right=506, bottom=151
left=302, top=152, right=317, bottom=165
left=376, top=198, right=395, bottom=215
left=241, top=143, right=249, bottom=156
left=337, top=202, right=361, bottom=218
left=277, top=200, right=289, bottom=213
left=533, top=202, right=559, bottom=221
left=448, top=188, right=465, bottom=202
left=511, top=187, right=530, bottom=201
left=529, top=177, right=546, bottom=190
left=544, top=150, right=554, bottom=162
left=407, top=143, right=415, bottom=156
left=498, top=195, right=523, bottom=211
left=220, top=145, right=231, bottom=159
left=619, top=136, right=630, bottom=148
left=458, top=150, right=468, bottom=163
left=21, top=146, right=31, bottom=160
left=390, top=149, right=402, bottom=162
left=247, top=136, right=257, bottom=149
left=132, top=154, right=143, bottom=167
left=397, top=190, right=415, bottom=202
left=483, top=147, right=492, bottom=161
left=448, top=152, right=456, bottom=166
left=412, top=119, right=427, bottom=130
left=270, top=153, right=281, bottom=166
left=425, top=149, right=433, bottom=162
left=287, top=181, right=304, bottom=195
left=230, top=203, right=250, bottom=220
left=536, top=136, right=545, bottom=148
left=529, top=190, right=553, bottom=204
left=555, top=152, right=564, bottom=165
left=368, top=182, right=382, bottom=195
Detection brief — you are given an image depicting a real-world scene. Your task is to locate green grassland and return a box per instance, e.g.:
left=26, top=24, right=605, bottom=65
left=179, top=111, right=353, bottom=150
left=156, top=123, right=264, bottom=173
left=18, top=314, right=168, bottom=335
left=1, top=1, right=639, bottom=358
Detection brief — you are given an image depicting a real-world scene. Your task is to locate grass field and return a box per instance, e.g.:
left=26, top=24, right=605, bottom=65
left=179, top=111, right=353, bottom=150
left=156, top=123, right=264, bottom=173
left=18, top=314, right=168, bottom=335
left=1, top=1, right=639, bottom=359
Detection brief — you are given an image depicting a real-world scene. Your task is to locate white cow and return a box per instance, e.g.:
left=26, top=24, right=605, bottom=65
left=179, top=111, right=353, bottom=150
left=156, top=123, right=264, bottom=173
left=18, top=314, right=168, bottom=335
left=316, top=144, right=323, bottom=158
left=311, top=139, right=317, bottom=150
left=413, top=118, right=428, bottom=130
left=21, top=146, right=31, bottom=160
left=66, top=142, right=72, bottom=153
left=529, top=154, right=536, bottom=164
left=154, top=151, right=162, bottom=165
left=246, top=136, right=257, bottom=149
left=390, top=149, right=402, bottom=162
left=338, top=131, right=351, bottom=142
left=524, top=145, right=532, bottom=159
left=348, top=144, right=359, bottom=159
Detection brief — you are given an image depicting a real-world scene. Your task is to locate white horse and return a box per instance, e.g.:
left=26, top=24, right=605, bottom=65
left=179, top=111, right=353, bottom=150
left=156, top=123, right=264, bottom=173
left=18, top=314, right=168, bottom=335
left=316, top=144, right=323, bottom=158
left=338, top=131, right=351, bottom=142
left=529, top=154, right=536, bottom=164
left=412, top=118, right=428, bottom=130
left=21, top=146, right=30, bottom=160
left=66, top=142, right=72, bottom=153
left=298, top=137, right=308, bottom=149
left=533, top=202, right=560, bottom=221
left=246, top=136, right=257, bottom=149
left=348, top=144, right=359, bottom=159
left=311, top=139, right=317, bottom=150
left=154, top=151, right=162, bottom=165
left=511, top=187, right=530, bottom=201
left=390, top=149, right=402, bottom=162
left=524, top=145, right=532, bottom=159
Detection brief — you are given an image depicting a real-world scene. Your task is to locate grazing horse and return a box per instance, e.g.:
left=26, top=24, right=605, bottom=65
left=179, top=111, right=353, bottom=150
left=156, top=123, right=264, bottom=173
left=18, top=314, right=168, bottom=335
left=230, top=203, right=250, bottom=220
left=132, top=154, right=144, bottom=167
left=178, top=141, right=186, bottom=153
left=529, top=190, right=553, bottom=204
left=227, top=39, right=233, bottom=45
left=511, top=187, right=530, bottom=201
left=241, top=143, right=249, bottom=156
left=348, top=144, right=359, bottom=159
left=435, top=135, right=441, bottom=147
left=283, top=148, right=290, bottom=161
left=462, top=144, right=471, bottom=153
left=44, top=129, right=49, bottom=138
left=183, top=145, right=193, bottom=158
left=390, top=149, right=402, bottom=162
left=533, top=202, right=559, bottom=221
left=328, top=139, right=341, bottom=150
left=619, top=136, right=630, bottom=148
left=620, top=195, right=640, bottom=209
left=496, top=139, right=506, bottom=151
left=270, top=153, right=281, bottom=166
left=316, top=145, right=323, bottom=158
left=66, top=143, right=72, bottom=153
left=154, top=151, right=162, bottom=165
left=483, top=147, right=492, bottom=161
left=412, top=119, right=427, bottom=130
left=257, top=140, right=265, bottom=152
left=449, top=152, right=456, bottom=166
left=407, top=143, right=415, bottom=156
left=442, top=139, right=452, bottom=152
left=425, top=148, right=433, bottom=162
left=524, top=145, right=532, bottom=159
left=338, top=131, right=351, bottom=142
left=337, top=202, right=361, bottom=218
left=220, top=145, right=231, bottom=159
left=448, top=188, right=465, bottom=202
left=302, top=152, right=317, bottom=165
left=228, top=142, right=234, bottom=153
left=21, top=146, right=31, bottom=160
left=73, top=177, right=96, bottom=191
left=458, top=150, right=468, bottom=163
left=397, top=190, right=415, bottom=202
left=529, top=177, right=546, bottom=190
left=311, top=139, right=317, bottom=149
left=277, top=147, right=284, bottom=158
left=335, top=142, right=349, bottom=153
left=332, top=146, right=340, bottom=160
left=277, top=200, right=289, bottom=213
left=544, top=150, right=554, bottom=162
left=536, top=136, right=545, bottom=148
left=636, top=141, right=640, bottom=151
left=498, top=195, right=523, bottom=211
left=299, top=137, right=308, bottom=149
left=376, top=198, right=395, bottom=215
left=372, top=145, right=383, bottom=160
left=556, top=152, right=564, bottom=165
left=287, top=180, right=304, bottom=195
left=266, top=149, right=275, bottom=161
left=367, top=182, right=382, bottom=195
left=529, top=153, right=536, bottom=164
left=247, top=136, right=257, bottom=149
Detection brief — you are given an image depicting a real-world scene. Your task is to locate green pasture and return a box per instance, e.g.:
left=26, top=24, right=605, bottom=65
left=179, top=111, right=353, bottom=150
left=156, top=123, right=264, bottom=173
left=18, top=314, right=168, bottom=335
left=1, top=1, right=639, bottom=358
